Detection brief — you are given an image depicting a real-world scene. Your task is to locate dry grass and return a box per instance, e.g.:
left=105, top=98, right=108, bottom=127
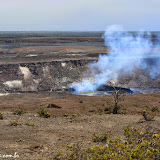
left=0, top=92, right=160, bottom=159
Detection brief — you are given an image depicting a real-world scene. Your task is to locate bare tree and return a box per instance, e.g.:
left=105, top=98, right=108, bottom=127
left=109, top=81, right=126, bottom=114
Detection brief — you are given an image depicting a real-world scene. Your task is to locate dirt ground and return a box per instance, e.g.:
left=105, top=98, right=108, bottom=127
left=0, top=35, right=160, bottom=159
left=0, top=92, right=160, bottom=116
left=0, top=92, right=160, bottom=160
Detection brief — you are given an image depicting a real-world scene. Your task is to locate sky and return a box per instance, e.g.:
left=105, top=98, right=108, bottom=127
left=0, top=0, right=160, bottom=31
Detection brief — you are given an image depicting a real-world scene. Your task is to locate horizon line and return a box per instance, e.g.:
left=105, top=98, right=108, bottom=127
left=0, top=30, right=159, bottom=32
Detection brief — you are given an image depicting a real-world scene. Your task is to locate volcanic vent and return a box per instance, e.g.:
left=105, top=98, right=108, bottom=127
left=70, top=25, right=160, bottom=95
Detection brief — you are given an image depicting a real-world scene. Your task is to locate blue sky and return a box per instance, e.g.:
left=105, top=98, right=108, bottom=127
left=0, top=0, right=160, bottom=31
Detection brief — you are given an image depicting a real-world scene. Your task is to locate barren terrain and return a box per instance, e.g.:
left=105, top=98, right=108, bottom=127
left=0, top=32, right=160, bottom=159
left=0, top=36, right=106, bottom=64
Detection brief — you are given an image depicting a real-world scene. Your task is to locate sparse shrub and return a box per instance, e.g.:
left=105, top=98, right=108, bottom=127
left=38, top=109, right=51, bottom=118
left=11, top=121, right=24, bottom=126
left=25, top=122, right=35, bottom=126
left=16, top=138, right=24, bottom=142
left=133, top=104, right=138, bottom=107
left=119, top=110, right=127, bottom=114
left=151, top=106, right=159, bottom=112
left=64, top=113, right=69, bottom=117
left=72, top=114, right=77, bottom=117
left=92, top=132, right=109, bottom=143
left=11, top=121, right=35, bottom=126
left=97, top=107, right=104, bottom=114
left=142, top=110, right=155, bottom=121
left=144, top=105, right=149, bottom=108
left=54, top=127, right=160, bottom=160
left=13, top=109, right=27, bottom=115
left=88, top=110, right=95, bottom=113
left=0, top=112, right=3, bottom=120
left=87, top=128, right=160, bottom=159
left=79, top=100, right=83, bottom=103
left=53, top=144, right=83, bottom=160
left=104, top=107, right=112, bottom=114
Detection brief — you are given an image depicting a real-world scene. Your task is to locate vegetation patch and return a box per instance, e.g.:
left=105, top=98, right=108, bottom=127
left=63, top=113, right=69, bottom=117
left=13, top=109, right=27, bottom=115
left=104, top=107, right=112, bottom=114
left=16, top=138, right=24, bottom=142
left=97, top=107, right=104, bottom=114
left=11, top=121, right=35, bottom=126
left=25, top=122, right=35, bottom=126
left=92, top=132, right=109, bottom=143
left=151, top=106, right=159, bottom=113
left=53, top=126, right=160, bottom=160
left=0, top=112, right=3, bottom=120
left=79, top=100, right=83, bottom=103
left=141, top=110, right=155, bottom=121
left=38, top=108, right=51, bottom=118
left=72, top=114, right=77, bottom=117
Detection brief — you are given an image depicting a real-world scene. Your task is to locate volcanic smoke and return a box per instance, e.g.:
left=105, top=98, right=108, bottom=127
left=70, top=25, right=160, bottom=93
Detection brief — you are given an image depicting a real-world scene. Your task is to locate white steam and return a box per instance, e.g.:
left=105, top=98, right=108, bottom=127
left=70, top=25, right=160, bottom=92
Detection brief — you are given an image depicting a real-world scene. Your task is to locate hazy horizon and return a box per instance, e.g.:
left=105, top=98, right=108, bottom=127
left=1, top=0, right=160, bottom=31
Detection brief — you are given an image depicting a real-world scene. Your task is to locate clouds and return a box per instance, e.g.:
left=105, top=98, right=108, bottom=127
left=0, top=0, right=160, bottom=31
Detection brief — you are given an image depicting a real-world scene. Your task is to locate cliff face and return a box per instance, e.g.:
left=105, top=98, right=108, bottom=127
left=0, top=60, right=91, bottom=92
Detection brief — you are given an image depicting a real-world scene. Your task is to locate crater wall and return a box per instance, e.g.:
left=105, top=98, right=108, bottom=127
left=0, top=60, right=92, bottom=92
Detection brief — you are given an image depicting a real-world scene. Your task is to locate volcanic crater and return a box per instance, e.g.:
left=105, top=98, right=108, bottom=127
left=0, top=31, right=160, bottom=160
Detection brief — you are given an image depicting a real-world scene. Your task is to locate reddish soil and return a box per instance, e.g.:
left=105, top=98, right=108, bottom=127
left=0, top=92, right=160, bottom=116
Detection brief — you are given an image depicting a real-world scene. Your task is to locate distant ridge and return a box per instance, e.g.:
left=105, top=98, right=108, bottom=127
left=0, top=31, right=104, bottom=38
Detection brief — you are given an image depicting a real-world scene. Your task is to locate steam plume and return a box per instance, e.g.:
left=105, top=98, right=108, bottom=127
left=70, top=25, right=160, bottom=92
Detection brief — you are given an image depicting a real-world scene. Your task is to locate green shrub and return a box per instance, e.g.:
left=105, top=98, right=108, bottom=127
left=64, top=113, right=69, bottom=117
left=53, top=126, right=160, bottom=160
left=53, top=144, right=83, bottom=160
left=72, top=114, right=77, bottom=117
left=25, top=122, right=35, bottom=126
left=13, top=109, right=27, bottom=115
left=92, top=132, right=109, bottom=143
left=142, top=110, right=155, bottom=121
left=0, top=112, right=3, bottom=120
left=11, top=121, right=24, bottom=126
left=151, top=106, right=159, bottom=112
left=11, top=121, right=35, bottom=126
left=16, top=138, right=24, bottom=142
left=38, top=109, right=51, bottom=118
